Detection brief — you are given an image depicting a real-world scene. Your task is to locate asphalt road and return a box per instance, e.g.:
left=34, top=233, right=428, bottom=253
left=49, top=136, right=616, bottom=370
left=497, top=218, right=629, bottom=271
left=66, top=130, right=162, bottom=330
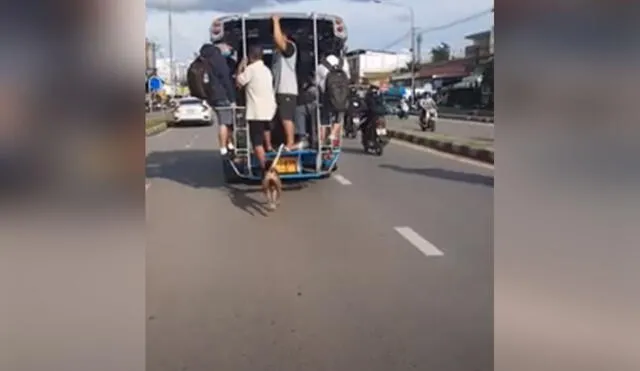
left=146, top=125, right=493, bottom=371
left=387, top=116, right=494, bottom=142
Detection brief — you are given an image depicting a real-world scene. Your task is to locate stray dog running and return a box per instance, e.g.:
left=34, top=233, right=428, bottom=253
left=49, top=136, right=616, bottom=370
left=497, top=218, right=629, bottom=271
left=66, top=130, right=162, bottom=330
left=262, top=145, right=284, bottom=211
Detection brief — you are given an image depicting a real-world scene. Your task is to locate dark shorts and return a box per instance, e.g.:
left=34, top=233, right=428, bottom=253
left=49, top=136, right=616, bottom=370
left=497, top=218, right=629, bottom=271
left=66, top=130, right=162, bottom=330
left=321, top=109, right=345, bottom=126
left=248, top=120, right=271, bottom=148
left=276, top=94, right=296, bottom=122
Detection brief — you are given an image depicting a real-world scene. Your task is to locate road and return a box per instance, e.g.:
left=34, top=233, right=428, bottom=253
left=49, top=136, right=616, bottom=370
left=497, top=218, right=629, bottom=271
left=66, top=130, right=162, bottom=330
left=146, top=125, right=493, bottom=371
left=387, top=116, right=494, bottom=142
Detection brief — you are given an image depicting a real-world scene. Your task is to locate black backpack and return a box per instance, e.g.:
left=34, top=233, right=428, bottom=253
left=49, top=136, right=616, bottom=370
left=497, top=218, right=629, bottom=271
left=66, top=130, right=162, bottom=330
left=322, top=57, right=349, bottom=112
left=187, top=57, right=211, bottom=100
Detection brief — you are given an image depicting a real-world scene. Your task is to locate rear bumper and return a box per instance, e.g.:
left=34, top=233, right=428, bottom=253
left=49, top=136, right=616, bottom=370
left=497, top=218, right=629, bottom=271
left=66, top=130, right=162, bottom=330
left=225, top=149, right=340, bottom=181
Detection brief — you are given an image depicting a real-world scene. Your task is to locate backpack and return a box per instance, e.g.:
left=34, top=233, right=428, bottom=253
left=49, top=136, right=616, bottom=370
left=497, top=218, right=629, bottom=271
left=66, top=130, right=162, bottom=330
left=187, top=57, right=211, bottom=100
left=322, top=57, right=349, bottom=112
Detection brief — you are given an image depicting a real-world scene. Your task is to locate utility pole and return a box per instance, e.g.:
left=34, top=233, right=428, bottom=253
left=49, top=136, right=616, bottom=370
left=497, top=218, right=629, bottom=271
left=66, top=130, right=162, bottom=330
left=167, top=0, right=174, bottom=95
left=416, top=33, right=422, bottom=66
left=408, top=6, right=416, bottom=105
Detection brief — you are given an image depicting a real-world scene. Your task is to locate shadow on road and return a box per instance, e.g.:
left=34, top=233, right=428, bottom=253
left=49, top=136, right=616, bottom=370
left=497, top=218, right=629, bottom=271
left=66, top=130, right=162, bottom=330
left=146, top=150, right=226, bottom=189
left=379, top=164, right=493, bottom=187
left=226, top=182, right=307, bottom=217
left=146, top=149, right=310, bottom=215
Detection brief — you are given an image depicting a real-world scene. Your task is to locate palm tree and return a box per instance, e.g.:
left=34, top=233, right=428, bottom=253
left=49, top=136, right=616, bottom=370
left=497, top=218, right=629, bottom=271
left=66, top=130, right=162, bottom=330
left=430, top=43, right=451, bottom=63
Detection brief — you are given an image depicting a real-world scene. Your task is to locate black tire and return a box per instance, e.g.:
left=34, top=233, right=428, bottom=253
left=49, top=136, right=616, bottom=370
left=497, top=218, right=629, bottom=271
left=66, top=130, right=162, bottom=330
left=420, top=125, right=427, bottom=131
left=374, top=146, right=383, bottom=156
left=222, top=159, right=242, bottom=184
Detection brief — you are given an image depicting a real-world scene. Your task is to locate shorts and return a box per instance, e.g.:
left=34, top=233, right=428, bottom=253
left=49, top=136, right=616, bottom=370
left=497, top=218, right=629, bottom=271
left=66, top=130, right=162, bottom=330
left=248, top=120, right=271, bottom=148
left=276, top=94, right=296, bottom=122
left=321, top=109, right=345, bottom=126
left=294, top=102, right=317, bottom=136
left=211, top=100, right=233, bottom=126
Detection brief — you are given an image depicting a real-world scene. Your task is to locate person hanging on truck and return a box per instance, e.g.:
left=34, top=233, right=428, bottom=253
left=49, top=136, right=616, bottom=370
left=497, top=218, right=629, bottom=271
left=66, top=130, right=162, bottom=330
left=188, top=43, right=236, bottom=157
left=236, top=45, right=277, bottom=176
left=271, top=14, right=301, bottom=151
left=316, top=51, right=350, bottom=147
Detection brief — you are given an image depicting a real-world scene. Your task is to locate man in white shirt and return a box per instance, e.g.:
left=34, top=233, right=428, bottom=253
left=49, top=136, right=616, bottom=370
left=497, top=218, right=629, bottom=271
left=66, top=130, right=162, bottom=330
left=316, top=54, right=350, bottom=146
left=236, top=45, right=277, bottom=174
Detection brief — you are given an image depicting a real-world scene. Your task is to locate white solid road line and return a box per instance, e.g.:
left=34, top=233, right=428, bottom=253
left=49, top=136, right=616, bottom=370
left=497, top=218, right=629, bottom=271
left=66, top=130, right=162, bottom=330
left=394, top=226, right=444, bottom=257
left=332, top=174, right=352, bottom=185
left=149, top=128, right=171, bottom=138
left=390, top=139, right=494, bottom=171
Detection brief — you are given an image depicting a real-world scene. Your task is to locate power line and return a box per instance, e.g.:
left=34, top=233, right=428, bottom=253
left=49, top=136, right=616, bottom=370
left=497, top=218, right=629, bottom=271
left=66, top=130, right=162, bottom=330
left=416, top=8, right=493, bottom=36
left=381, top=8, right=493, bottom=50
left=382, top=30, right=412, bottom=50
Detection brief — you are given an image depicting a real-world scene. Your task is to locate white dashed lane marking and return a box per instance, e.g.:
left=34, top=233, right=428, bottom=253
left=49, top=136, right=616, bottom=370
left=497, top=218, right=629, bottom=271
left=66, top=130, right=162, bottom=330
left=332, top=174, right=352, bottom=185
left=394, top=226, right=444, bottom=257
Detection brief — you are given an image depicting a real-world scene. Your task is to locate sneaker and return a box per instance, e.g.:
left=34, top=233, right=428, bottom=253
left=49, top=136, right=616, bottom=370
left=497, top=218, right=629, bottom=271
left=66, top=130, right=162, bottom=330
left=220, top=147, right=228, bottom=156
left=295, top=140, right=308, bottom=150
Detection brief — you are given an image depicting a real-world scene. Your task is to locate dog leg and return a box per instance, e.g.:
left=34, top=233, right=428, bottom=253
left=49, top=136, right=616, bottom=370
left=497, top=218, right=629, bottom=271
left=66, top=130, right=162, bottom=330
left=266, top=188, right=277, bottom=211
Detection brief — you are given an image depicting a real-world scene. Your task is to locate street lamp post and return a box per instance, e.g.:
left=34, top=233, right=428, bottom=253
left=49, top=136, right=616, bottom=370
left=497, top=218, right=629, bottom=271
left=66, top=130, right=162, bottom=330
left=167, top=0, right=174, bottom=94
left=374, top=0, right=416, bottom=104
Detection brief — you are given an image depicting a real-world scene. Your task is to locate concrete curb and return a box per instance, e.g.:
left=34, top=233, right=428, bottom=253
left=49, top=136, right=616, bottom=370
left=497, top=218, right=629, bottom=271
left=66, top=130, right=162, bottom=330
left=146, top=121, right=168, bottom=136
left=388, top=129, right=494, bottom=164
left=438, top=113, right=494, bottom=123
left=407, top=112, right=494, bottom=123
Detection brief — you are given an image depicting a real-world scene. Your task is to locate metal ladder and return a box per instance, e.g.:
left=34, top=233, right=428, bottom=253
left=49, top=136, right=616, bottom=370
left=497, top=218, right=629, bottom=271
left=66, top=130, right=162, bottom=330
left=235, top=15, right=253, bottom=177
left=312, top=13, right=333, bottom=172
left=231, top=106, right=252, bottom=176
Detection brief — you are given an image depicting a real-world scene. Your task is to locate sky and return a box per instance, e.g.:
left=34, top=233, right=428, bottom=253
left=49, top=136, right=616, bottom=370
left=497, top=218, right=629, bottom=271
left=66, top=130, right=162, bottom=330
left=145, top=0, right=493, bottom=61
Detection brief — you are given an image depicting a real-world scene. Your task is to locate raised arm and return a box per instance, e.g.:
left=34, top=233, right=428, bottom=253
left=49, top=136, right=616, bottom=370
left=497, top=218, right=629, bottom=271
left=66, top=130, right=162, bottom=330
left=235, top=57, right=250, bottom=87
left=272, top=15, right=288, bottom=54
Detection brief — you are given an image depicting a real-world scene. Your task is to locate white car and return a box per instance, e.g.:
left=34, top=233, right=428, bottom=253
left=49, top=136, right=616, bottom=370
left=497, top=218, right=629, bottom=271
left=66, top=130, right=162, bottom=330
left=170, top=97, right=213, bottom=126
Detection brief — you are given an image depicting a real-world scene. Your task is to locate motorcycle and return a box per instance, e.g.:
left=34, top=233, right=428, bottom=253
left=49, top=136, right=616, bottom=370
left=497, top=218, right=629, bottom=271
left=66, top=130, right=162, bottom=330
left=397, top=108, right=409, bottom=119
left=419, top=107, right=437, bottom=132
left=344, top=100, right=363, bottom=139
left=362, top=116, right=389, bottom=156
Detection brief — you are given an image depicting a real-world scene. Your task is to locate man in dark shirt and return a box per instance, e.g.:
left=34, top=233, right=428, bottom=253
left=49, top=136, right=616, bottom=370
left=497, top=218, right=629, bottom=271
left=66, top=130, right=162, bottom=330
left=199, top=43, right=237, bottom=156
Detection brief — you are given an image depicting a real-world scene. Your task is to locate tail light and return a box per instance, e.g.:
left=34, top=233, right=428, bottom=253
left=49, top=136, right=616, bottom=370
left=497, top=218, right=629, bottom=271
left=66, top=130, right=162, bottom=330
left=333, top=18, right=346, bottom=38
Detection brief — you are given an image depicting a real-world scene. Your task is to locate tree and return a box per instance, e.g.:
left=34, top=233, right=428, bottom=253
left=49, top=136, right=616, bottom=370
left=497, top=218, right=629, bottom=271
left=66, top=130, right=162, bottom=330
left=430, top=43, right=451, bottom=63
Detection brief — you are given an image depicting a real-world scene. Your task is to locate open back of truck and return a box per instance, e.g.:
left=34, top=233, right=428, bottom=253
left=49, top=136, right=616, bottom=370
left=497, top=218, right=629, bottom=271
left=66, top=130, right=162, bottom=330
left=210, top=13, right=349, bottom=183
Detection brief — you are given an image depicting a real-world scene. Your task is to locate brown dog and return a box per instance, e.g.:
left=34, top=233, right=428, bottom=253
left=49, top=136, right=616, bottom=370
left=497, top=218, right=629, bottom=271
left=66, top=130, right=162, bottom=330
left=262, top=166, right=282, bottom=211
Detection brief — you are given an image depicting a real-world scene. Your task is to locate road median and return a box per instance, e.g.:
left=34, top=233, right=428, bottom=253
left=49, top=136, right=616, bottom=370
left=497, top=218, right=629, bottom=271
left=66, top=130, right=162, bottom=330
left=387, top=129, right=494, bottom=164
left=145, top=118, right=168, bottom=136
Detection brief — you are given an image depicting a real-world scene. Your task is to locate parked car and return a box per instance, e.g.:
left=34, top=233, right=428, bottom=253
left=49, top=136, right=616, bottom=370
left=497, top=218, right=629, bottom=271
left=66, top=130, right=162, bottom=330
left=170, top=97, right=213, bottom=126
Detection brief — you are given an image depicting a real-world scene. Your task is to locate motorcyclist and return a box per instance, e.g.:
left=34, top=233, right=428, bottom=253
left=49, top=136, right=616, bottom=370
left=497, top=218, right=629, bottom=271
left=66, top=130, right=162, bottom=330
left=361, top=83, right=386, bottom=145
left=399, top=97, right=409, bottom=119
left=344, top=86, right=364, bottom=135
left=419, top=92, right=437, bottom=112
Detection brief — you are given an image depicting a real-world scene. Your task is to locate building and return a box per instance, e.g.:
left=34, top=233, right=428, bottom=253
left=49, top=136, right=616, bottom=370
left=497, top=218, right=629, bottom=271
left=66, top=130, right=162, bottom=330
left=464, top=30, right=493, bottom=60
left=345, top=49, right=412, bottom=84
left=145, top=39, right=157, bottom=76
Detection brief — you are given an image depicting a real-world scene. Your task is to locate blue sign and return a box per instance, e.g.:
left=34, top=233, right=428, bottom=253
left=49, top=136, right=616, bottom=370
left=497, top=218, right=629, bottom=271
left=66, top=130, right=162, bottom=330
left=148, top=76, right=163, bottom=92
left=384, top=86, right=406, bottom=98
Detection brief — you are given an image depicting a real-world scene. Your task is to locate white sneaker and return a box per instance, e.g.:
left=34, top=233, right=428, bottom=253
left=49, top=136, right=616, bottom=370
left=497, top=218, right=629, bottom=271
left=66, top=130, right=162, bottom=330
left=227, top=142, right=235, bottom=151
left=220, top=147, right=228, bottom=156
